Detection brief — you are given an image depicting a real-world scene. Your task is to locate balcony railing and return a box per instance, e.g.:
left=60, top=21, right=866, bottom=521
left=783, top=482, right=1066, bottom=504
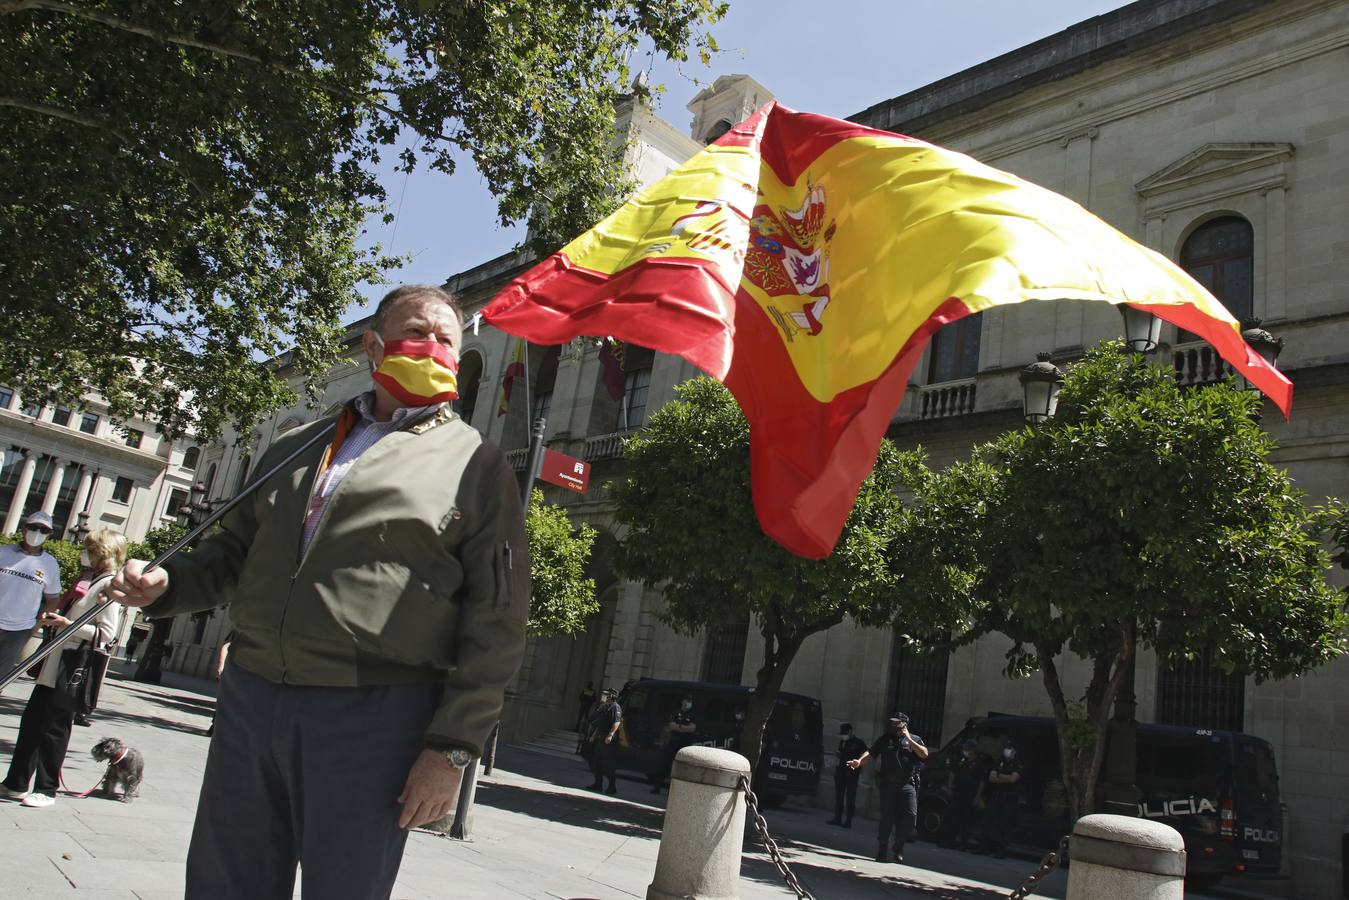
left=583, top=432, right=628, bottom=462
left=1173, top=344, right=1233, bottom=389
left=915, top=378, right=977, bottom=419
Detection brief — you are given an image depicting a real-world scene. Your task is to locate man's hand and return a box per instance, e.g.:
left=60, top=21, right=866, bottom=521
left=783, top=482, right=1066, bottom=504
left=106, top=560, right=170, bottom=608
left=847, top=758, right=862, bottom=770
left=397, top=749, right=465, bottom=829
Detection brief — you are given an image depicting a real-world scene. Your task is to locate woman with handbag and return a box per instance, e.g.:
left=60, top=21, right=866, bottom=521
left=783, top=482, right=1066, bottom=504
left=0, top=529, right=126, bottom=808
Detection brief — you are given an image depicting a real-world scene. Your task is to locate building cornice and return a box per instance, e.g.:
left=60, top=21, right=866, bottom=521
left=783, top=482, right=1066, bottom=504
left=0, top=410, right=169, bottom=476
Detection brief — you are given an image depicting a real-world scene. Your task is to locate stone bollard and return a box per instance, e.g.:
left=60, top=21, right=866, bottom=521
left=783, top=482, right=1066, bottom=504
left=647, top=746, right=751, bottom=900
left=1067, top=813, right=1186, bottom=900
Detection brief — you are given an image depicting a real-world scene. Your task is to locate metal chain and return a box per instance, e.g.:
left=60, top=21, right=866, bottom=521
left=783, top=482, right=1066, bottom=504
left=1007, top=834, right=1070, bottom=899
left=738, top=775, right=817, bottom=900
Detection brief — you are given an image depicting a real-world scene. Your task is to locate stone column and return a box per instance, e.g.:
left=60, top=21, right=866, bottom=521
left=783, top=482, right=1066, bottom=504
left=1066, top=814, right=1185, bottom=900
left=40, top=457, right=66, bottom=516
left=64, top=466, right=92, bottom=536
left=3, top=450, right=37, bottom=534
left=647, top=747, right=751, bottom=900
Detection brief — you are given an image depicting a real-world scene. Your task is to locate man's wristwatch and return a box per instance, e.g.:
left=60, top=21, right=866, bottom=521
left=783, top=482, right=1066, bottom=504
left=441, top=748, right=474, bottom=769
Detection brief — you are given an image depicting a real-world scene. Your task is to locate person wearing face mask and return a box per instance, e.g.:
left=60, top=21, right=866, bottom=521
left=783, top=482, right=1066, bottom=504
left=56, top=534, right=125, bottom=727
left=106, top=285, right=531, bottom=900
left=1, top=529, right=124, bottom=807
left=847, top=712, right=928, bottom=863
left=0, top=511, right=63, bottom=688
left=941, top=739, right=987, bottom=851
left=827, top=723, right=867, bottom=828
left=980, top=738, right=1024, bottom=858
left=650, top=695, right=698, bottom=795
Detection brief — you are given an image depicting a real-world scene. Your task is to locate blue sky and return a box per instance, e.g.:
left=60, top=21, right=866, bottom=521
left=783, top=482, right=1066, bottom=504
left=353, top=0, right=1126, bottom=315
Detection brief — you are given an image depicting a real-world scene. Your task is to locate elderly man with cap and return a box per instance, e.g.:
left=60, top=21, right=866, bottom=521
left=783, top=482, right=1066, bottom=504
left=848, top=712, right=929, bottom=862
left=0, top=511, right=63, bottom=685
left=826, top=722, right=868, bottom=828
left=585, top=687, right=622, bottom=795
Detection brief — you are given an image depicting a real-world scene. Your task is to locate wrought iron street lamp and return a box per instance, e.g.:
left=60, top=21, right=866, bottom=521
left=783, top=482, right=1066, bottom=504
left=1238, top=319, right=1284, bottom=394
left=1119, top=304, right=1161, bottom=354
left=68, top=510, right=91, bottom=545
left=1019, top=352, right=1064, bottom=424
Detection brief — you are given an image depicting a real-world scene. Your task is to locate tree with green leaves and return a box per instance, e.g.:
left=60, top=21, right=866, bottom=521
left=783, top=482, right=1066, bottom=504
left=1, top=0, right=726, bottom=438
left=900, top=342, right=1347, bottom=822
left=523, top=489, right=599, bottom=638
left=611, top=376, right=953, bottom=772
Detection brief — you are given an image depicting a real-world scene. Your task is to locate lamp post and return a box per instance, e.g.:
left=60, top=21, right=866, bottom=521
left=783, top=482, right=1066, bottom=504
left=67, top=510, right=91, bottom=546
left=1120, top=305, right=1162, bottom=354
left=1238, top=319, right=1284, bottom=395
left=135, top=481, right=211, bottom=684
left=1018, top=352, right=1064, bottom=424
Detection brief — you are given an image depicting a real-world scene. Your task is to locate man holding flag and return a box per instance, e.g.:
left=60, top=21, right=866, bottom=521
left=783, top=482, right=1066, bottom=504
left=109, top=285, right=531, bottom=900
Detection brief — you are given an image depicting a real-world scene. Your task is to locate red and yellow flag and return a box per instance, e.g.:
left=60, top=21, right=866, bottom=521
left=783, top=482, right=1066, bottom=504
left=497, top=338, right=526, bottom=416
left=483, top=102, right=1293, bottom=559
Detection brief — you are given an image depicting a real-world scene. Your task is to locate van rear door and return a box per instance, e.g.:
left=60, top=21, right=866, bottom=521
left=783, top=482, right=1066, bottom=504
left=1232, top=738, right=1281, bottom=872
left=759, top=695, right=823, bottom=796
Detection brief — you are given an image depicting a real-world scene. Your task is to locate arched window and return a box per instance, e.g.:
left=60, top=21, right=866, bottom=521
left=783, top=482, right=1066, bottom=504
left=704, top=119, right=734, bottom=143
left=181, top=446, right=200, bottom=471
left=1179, top=216, right=1253, bottom=341
left=454, top=349, right=485, bottom=428
left=203, top=462, right=217, bottom=498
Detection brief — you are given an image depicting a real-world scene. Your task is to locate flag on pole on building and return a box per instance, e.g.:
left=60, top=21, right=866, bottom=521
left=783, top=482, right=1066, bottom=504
left=597, top=338, right=627, bottom=402
left=497, top=338, right=526, bottom=416
left=482, top=101, right=1294, bottom=559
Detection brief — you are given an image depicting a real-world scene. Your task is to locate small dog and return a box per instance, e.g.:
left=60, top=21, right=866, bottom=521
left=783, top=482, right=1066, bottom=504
left=91, top=737, right=144, bottom=802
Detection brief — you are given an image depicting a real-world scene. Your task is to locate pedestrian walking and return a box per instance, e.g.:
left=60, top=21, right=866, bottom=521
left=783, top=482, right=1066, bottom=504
left=941, top=738, right=987, bottom=850
left=0, top=529, right=125, bottom=807
left=981, top=738, right=1024, bottom=857
left=124, top=627, right=143, bottom=662
left=826, top=723, right=867, bottom=827
left=585, top=687, right=622, bottom=795
left=650, top=695, right=698, bottom=794
left=108, top=284, right=531, bottom=900
left=848, top=712, right=928, bottom=863
left=0, top=511, right=63, bottom=685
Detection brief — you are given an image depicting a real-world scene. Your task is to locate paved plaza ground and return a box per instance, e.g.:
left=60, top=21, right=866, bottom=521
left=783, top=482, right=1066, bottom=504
left=0, top=663, right=1263, bottom=899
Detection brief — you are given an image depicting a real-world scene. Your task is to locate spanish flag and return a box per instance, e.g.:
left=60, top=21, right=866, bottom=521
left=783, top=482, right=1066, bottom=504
left=497, top=338, right=526, bottom=416
left=482, top=103, right=1293, bottom=559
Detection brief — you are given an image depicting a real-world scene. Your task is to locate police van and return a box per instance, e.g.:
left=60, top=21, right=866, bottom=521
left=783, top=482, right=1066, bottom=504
left=613, top=679, right=823, bottom=803
left=916, top=714, right=1282, bottom=891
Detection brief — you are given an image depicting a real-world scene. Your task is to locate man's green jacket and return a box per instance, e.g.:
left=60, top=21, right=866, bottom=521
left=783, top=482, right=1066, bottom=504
left=147, top=404, right=530, bottom=757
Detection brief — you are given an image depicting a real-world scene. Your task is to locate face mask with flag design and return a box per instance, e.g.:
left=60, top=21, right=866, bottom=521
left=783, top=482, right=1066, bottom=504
left=371, top=336, right=459, bottom=406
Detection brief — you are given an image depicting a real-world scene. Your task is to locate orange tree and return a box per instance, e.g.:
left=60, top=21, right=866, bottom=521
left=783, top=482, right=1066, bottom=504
left=610, top=376, right=958, bottom=772
left=898, top=342, right=1347, bottom=822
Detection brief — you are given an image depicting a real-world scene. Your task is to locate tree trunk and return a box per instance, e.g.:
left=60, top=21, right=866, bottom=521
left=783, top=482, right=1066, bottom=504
left=737, top=621, right=802, bottom=780
left=1038, top=638, right=1132, bottom=824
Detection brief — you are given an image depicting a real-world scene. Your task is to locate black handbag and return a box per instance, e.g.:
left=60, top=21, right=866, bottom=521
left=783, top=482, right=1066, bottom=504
left=53, top=641, right=99, bottom=715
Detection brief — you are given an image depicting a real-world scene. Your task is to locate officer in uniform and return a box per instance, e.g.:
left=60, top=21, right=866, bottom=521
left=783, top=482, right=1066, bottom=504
left=848, top=712, right=928, bottom=862
left=981, top=737, right=1023, bottom=857
left=942, top=738, right=986, bottom=850
left=650, top=695, right=698, bottom=794
left=585, top=688, right=622, bottom=795
left=826, top=723, right=868, bottom=827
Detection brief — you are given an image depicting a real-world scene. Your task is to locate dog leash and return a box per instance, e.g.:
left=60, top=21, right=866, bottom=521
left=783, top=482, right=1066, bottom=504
left=59, top=746, right=127, bottom=798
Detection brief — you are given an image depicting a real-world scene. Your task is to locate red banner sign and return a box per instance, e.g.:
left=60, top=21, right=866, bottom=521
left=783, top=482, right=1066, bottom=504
left=538, top=448, right=590, bottom=494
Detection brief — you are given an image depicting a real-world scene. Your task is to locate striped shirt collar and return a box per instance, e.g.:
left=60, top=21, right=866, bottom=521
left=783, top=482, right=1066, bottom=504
left=351, top=390, right=441, bottom=429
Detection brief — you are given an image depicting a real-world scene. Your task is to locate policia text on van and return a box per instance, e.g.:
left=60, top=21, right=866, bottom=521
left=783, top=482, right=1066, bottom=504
left=917, top=714, right=1281, bottom=891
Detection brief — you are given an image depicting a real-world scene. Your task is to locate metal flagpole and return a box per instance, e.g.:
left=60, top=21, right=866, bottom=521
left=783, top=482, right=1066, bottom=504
left=1, top=420, right=339, bottom=692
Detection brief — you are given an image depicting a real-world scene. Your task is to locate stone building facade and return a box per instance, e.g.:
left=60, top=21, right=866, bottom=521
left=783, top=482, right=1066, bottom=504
left=169, top=1, right=1347, bottom=893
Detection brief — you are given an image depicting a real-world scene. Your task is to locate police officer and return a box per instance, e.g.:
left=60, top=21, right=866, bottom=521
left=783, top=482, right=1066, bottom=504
left=650, top=695, right=697, bottom=795
left=585, top=688, right=622, bottom=795
left=981, top=737, right=1023, bottom=857
left=942, top=738, right=986, bottom=850
left=826, top=723, right=868, bottom=828
left=848, top=712, right=928, bottom=862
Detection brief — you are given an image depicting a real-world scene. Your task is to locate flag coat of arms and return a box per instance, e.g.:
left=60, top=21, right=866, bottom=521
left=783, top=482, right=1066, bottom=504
left=483, top=102, right=1292, bottom=559
left=497, top=337, right=526, bottom=416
